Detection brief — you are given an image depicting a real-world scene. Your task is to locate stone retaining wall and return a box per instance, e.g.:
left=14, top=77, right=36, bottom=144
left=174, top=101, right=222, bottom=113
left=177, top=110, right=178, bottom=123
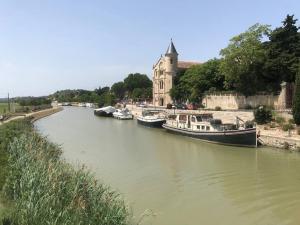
left=259, top=135, right=300, bottom=151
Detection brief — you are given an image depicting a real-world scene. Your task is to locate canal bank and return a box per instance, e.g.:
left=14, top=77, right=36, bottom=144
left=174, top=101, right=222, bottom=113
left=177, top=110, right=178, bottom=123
left=0, top=110, right=132, bottom=225
left=35, top=107, right=300, bottom=225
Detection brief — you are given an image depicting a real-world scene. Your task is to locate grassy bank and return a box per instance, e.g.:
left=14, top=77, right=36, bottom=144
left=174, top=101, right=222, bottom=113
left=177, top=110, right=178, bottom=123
left=0, top=119, right=132, bottom=225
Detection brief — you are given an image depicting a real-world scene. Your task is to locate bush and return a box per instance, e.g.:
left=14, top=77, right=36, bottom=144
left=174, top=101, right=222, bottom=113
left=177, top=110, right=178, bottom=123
left=254, top=106, right=272, bottom=124
left=275, top=116, right=285, bottom=124
left=297, top=127, right=300, bottom=135
left=215, top=106, right=222, bottom=111
left=289, top=118, right=295, bottom=124
left=270, top=122, right=276, bottom=128
left=282, top=123, right=294, bottom=131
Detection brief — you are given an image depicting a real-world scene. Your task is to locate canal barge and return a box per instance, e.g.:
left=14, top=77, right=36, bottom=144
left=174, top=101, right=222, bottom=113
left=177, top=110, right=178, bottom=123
left=162, top=113, right=257, bottom=147
left=94, top=106, right=116, bottom=117
left=137, top=110, right=166, bottom=128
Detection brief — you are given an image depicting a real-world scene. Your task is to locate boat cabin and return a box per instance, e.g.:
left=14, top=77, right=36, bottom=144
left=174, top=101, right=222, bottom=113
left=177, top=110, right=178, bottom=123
left=166, top=113, right=238, bottom=132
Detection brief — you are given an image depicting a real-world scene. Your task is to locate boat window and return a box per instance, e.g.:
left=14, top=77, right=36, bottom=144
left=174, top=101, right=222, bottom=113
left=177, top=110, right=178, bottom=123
left=197, top=125, right=200, bottom=129
left=206, top=126, right=210, bottom=131
left=191, top=117, right=196, bottom=122
left=179, top=115, right=187, bottom=121
left=196, top=116, right=202, bottom=122
left=168, top=115, right=176, bottom=120
left=201, top=125, right=205, bottom=130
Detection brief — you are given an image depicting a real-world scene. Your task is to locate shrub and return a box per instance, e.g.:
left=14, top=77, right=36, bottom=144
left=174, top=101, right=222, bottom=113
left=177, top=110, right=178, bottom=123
left=288, top=118, right=295, bottom=124
left=282, top=123, right=294, bottom=131
left=297, top=127, right=300, bottom=135
left=254, top=106, right=272, bottom=124
left=215, top=106, right=222, bottom=111
left=270, top=122, right=276, bottom=128
left=275, top=116, right=285, bottom=124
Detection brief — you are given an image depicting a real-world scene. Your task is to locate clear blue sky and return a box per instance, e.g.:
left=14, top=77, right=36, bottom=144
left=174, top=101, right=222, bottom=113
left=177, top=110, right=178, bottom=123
left=0, top=0, right=299, bottom=97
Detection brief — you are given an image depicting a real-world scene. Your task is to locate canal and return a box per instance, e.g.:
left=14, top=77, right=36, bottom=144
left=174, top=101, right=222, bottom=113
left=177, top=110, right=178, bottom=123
left=35, top=107, right=300, bottom=225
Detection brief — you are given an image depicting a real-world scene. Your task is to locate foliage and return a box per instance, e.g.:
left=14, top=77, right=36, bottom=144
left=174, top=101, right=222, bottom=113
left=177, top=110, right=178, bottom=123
left=17, top=97, right=51, bottom=107
left=282, top=123, right=294, bottom=131
left=220, top=24, right=271, bottom=96
left=275, top=116, right=285, bottom=124
left=3, top=133, right=131, bottom=225
left=0, top=119, right=33, bottom=191
left=111, top=82, right=126, bottom=99
left=264, top=15, right=300, bottom=85
left=123, top=73, right=152, bottom=97
left=170, top=59, right=224, bottom=102
left=254, top=106, right=272, bottom=124
left=293, top=66, right=300, bottom=125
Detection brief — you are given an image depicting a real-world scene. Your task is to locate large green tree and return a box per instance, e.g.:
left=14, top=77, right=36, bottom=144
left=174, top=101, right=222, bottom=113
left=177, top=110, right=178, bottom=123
left=111, top=82, right=126, bottom=99
left=293, top=66, right=300, bottom=125
left=170, top=59, right=224, bottom=102
left=220, top=23, right=271, bottom=96
left=123, top=73, right=152, bottom=96
left=264, top=14, right=300, bottom=86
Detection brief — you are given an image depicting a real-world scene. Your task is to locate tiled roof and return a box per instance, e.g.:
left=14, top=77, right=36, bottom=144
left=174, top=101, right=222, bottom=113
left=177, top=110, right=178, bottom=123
left=178, top=61, right=201, bottom=69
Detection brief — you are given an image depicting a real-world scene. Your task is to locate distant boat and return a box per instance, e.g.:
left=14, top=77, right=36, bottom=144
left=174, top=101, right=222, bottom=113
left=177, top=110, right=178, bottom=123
left=113, top=108, right=133, bottom=120
left=94, top=106, right=116, bottom=117
left=137, top=110, right=166, bottom=128
left=62, top=102, right=72, bottom=106
left=162, top=113, right=257, bottom=147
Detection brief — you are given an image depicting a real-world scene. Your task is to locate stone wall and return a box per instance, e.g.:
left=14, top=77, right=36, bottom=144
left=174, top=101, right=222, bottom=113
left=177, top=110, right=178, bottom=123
left=202, top=94, right=282, bottom=110
left=259, top=135, right=300, bottom=151
left=202, top=82, right=292, bottom=110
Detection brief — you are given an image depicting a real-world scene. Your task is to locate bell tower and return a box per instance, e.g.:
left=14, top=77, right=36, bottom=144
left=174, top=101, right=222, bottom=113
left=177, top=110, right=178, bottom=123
left=152, top=39, right=179, bottom=107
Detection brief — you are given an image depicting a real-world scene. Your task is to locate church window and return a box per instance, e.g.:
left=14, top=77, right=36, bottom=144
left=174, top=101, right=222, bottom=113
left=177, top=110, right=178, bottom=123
left=159, top=81, right=164, bottom=89
left=170, top=58, right=173, bottom=64
left=159, top=70, right=163, bottom=75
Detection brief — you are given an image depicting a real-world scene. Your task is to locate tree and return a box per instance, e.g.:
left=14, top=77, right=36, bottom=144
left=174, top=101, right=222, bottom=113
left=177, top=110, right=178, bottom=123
left=123, top=73, right=152, bottom=96
left=170, top=59, right=225, bottom=102
left=111, top=82, right=126, bottom=99
left=220, top=23, right=271, bottom=96
left=264, top=15, right=300, bottom=85
left=293, top=66, right=300, bottom=125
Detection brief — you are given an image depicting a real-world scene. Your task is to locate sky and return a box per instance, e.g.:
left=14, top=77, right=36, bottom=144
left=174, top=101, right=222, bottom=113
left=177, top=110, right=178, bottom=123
left=0, top=0, right=299, bottom=97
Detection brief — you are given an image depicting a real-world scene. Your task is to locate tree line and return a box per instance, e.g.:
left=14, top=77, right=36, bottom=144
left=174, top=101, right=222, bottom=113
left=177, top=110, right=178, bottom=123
left=170, top=14, right=300, bottom=103
left=51, top=73, right=152, bottom=107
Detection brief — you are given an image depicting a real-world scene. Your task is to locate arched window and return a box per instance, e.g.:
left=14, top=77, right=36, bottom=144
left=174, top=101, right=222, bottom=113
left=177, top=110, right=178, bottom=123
left=159, top=81, right=164, bottom=89
left=170, top=58, right=173, bottom=64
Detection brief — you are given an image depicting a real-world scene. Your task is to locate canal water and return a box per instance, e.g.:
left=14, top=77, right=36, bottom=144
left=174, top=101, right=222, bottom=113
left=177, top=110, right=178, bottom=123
left=35, top=107, right=300, bottom=225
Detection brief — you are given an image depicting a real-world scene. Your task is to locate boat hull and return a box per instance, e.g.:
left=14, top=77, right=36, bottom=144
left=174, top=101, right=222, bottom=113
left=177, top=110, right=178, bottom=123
left=162, top=124, right=257, bottom=147
left=94, top=111, right=113, bottom=117
left=137, top=118, right=166, bottom=128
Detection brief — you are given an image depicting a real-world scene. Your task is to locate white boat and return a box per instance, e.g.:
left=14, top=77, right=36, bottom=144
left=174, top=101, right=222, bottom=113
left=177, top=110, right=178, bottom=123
left=137, top=110, right=166, bottom=128
left=94, top=106, right=116, bottom=117
left=113, top=108, right=133, bottom=120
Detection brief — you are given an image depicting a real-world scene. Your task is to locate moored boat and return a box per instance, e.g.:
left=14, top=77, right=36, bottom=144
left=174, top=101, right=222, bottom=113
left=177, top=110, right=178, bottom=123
left=113, top=108, right=133, bottom=120
left=162, top=113, right=257, bottom=147
left=137, top=110, right=166, bottom=128
left=94, top=106, right=116, bottom=117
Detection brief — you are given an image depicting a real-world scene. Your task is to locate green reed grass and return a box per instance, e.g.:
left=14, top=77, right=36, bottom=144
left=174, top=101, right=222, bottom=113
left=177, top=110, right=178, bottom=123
left=3, top=132, right=132, bottom=225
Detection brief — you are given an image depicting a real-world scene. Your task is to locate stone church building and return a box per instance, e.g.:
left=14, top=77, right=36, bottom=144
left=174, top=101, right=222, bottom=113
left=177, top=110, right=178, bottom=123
left=152, top=40, right=200, bottom=106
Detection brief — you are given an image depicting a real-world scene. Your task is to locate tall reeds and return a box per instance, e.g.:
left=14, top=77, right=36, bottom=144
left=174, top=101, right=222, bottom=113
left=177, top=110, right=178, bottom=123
left=3, top=133, right=131, bottom=225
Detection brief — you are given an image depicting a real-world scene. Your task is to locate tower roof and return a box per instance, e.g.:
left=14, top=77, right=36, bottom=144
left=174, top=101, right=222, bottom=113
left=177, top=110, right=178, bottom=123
left=165, top=39, right=178, bottom=55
